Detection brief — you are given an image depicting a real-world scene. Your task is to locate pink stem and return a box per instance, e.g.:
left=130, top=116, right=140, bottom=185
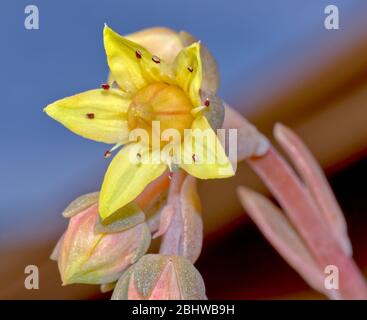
left=274, top=123, right=351, bottom=255
left=247, top=148, right=367, bottom=299
left=159, top=171, right=186, bottom=255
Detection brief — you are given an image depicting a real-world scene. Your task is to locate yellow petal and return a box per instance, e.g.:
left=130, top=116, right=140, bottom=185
left=44, top=89, right=130, bottom=144
left=173, top=42, right=202, bottom=107
left=104, top=25, right=173, bottom=94
left=179, top=31, right=220, bottom=93
left=99, top=143, right=167, bottom=219
left=180, top=116, right=234, bottom=179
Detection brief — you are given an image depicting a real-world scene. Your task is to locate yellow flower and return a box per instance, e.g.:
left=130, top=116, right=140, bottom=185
left=44, top=25, right=234, bottom=219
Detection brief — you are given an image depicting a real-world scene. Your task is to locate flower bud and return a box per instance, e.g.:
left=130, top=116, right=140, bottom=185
left=126, top=27, right=182, bottom=64
left=57, top=203, right=151, bottom=285
left=111, top=254, right=207, bottom=300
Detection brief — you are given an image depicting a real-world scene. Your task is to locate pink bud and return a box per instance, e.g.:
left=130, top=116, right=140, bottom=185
left=57, top=203, right=151, bottom=285
left=111, top=254, right=207, bottom=300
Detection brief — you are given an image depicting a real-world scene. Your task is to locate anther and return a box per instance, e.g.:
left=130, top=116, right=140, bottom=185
left=101, top=83, right=110, bottom=90
left=136, top=153, right=141, bottom=160
left=86, top=113, right=95, bottom=119
left=192, top=154, right=197, bottom=163
left=191, top=105, right=207, bottom=116
left=135, top=50, right=142, bottom=59
left=187, top=66, right=193, bottom=72
left=152, top=55, right=161, bottom=64
left=104, top=150, right=112, bottom=158
left=204, top=98, right=210, bottom=107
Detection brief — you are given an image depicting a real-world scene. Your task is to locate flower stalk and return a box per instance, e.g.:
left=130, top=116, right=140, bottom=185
left=234, top=122, right=367, bottom=299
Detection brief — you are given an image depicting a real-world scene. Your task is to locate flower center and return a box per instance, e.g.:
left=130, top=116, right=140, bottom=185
left=127, top=83, right=194, bottom=146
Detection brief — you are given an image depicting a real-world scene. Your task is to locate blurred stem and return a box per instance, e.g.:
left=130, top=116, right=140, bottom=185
left=247, top=147, right=367, bottom=299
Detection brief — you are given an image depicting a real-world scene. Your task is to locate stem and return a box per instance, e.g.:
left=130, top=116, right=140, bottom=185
left=159, top=171, right=186, bottom=255
left=248, top=147, right=367, bottom=299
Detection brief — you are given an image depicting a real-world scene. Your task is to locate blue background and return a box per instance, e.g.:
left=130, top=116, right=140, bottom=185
left=0, top=0, right=365, bottom=247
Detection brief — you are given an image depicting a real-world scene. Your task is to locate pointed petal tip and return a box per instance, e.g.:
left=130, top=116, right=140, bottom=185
left=43, top=101, right=63, bottom=120
left=103, top=23, right=111, bottom=32
left=43, top=103, right=54, bottom=116
left=103, top=24, right=116, bottom=42
left=103, top=24, right=122, bottom=41
left=98, top=204, right=109, bottom=221
left=61, top=275, right=72, bottom=286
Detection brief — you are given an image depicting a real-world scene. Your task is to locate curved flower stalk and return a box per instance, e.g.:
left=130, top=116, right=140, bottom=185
left=234, top=123, right=367, bottom=299
left=157, top=172, right=203, bottom=263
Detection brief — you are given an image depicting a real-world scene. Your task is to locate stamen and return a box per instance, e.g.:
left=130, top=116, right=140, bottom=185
left=152, top=55, right=161, bottom=64
left=191, top=105, right=207, bottom=116
left=187, top=66, right=193, bottom=72
left=135, top=50, right=142, bottom=59
left=104, top=150, right=112, bottom=158
left=86, top=113, right=95, bottom=119
left=110, top=143, right=124, bottom=152
left=103, top=143, right=123, bottom=159
left=192, top=154, right=197, bottom=163
left=204, top=98, right=210, bottom=107
left=167, top=157, right=176, bottom=180
left=101, top=83, right=110, bottom=90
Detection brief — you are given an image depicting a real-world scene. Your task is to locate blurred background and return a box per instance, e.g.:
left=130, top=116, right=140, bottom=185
left=1, top=0, right=367, bottom=299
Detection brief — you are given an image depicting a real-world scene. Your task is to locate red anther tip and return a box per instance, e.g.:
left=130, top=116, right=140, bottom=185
left=101, top=83, right=110, bottom=90
left=86, top=113, right=95, bottom=119
left=187, top=66, right=193, bottom=72
left=204, top=98, right=210, bottom=107
left=152, top=55, right=161, bottom=64
left=104, top=150, right=112, bottom=158
left=135, top=50, right=142, bottom=59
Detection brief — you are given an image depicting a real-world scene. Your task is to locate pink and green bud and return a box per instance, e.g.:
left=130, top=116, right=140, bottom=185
left=56, top=202, right=151, bottom=285
left=111, top=254, right=207, bottom=300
